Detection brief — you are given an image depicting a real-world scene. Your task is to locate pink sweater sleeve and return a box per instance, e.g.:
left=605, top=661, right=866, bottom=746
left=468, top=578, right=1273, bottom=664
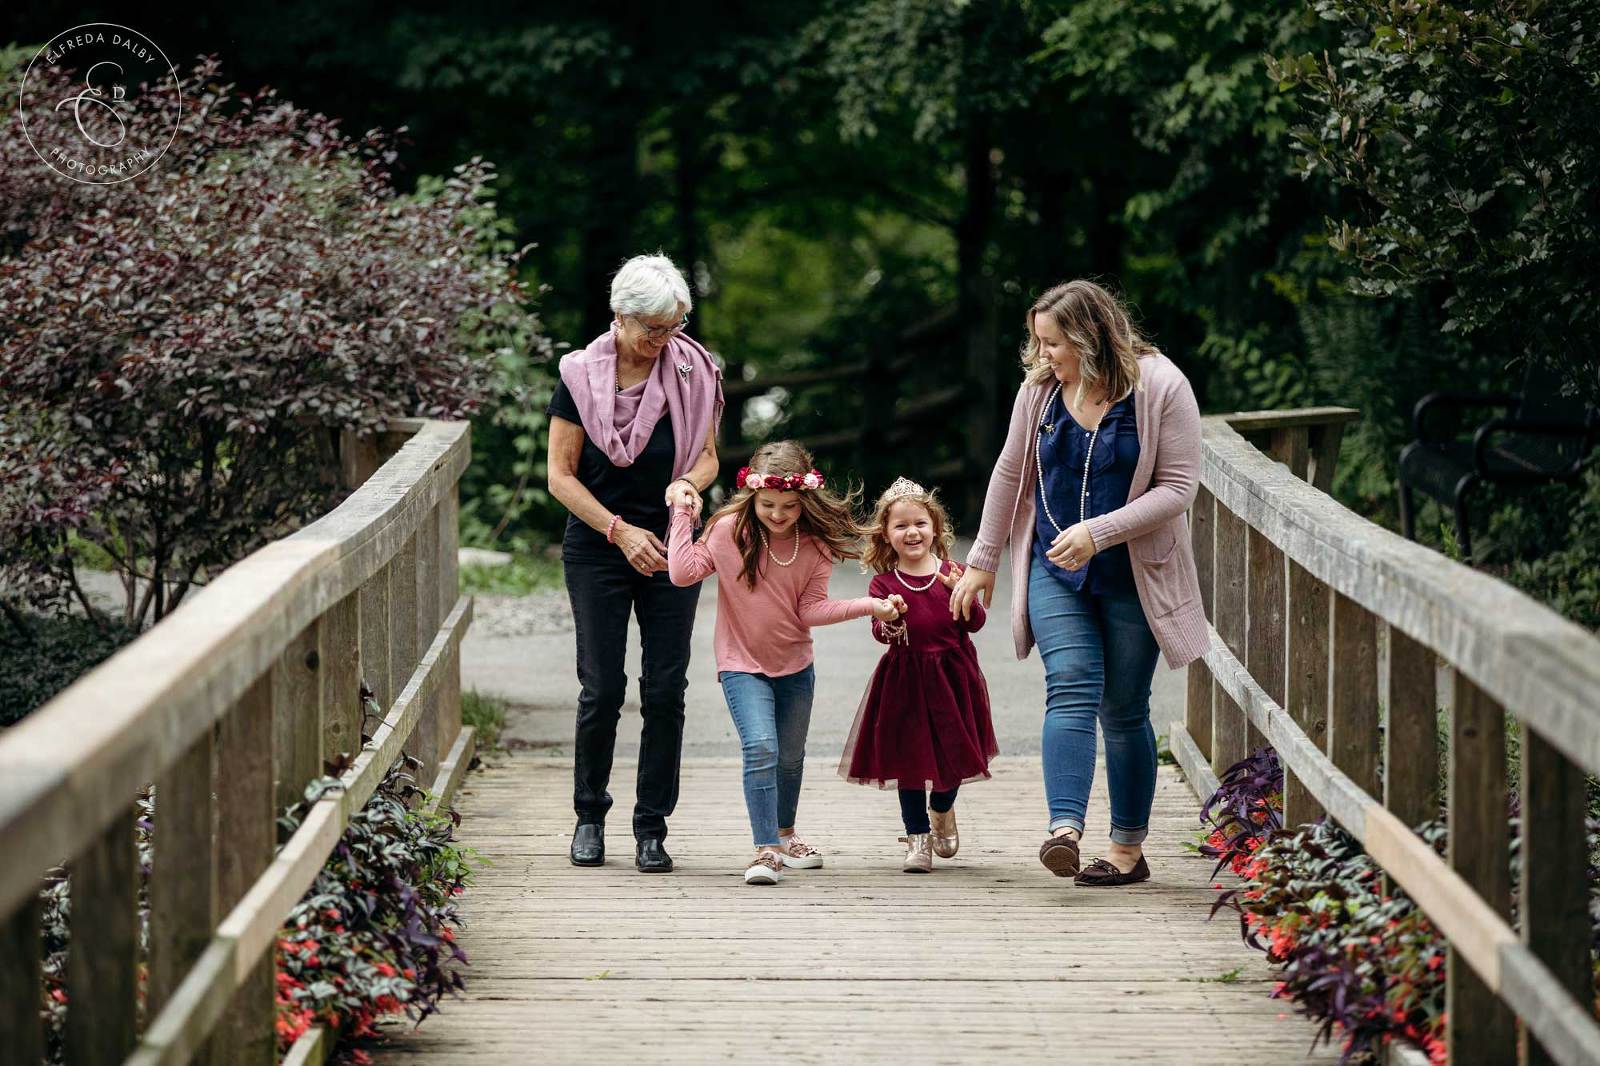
left=967, top=382, right=1037, bottom=573
left=798, top=553, right=876, bottom=628
left=667, top=507, right=717, bottom=586
left=1084, top=371, right=1202, bottom=551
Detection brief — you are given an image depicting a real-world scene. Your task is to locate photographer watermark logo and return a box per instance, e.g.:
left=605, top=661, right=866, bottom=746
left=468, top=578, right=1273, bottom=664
left=18, top=23, right=180, bottom=185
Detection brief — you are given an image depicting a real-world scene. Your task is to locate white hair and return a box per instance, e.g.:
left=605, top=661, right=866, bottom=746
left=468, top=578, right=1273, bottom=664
left=609, top=253, right=693, bottom=319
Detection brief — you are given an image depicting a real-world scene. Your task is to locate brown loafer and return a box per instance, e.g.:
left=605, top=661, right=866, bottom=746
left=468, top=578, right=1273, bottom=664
left=1074, top=855, right=1150, bottom=887
left=1038, top=834, right=1081, bottom=878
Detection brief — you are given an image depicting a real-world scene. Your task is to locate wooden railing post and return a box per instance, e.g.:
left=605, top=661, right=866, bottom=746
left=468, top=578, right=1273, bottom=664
left=435, top=484, right=463, bottom=762
left=1382, top=626, right=1438, bottom=829
left=1308, top=420, right=1348, bottom=493
left=273, top=618, right=326, bottom=814
left=1245, top=525, right=1286, bottom=753
left=2, top=894, right=44, bottom=1063
left=1446, top=670, right=1515, bottom=1063
left=323, top=591, right=363, bottom=767
left=360, top=562, right=393, bottom=719
left=411, top=506, right=443, bottom=782
left=1284, top=560, right=1329, bottom=824
left=1518, top=727, right=1592, bottom=1066
left=390, top=538, right=419, bottom=762
left=149, top=729, right=217, bottom=1019
left=1184, top=487, right=1215, bottom=763
left=1267, top=425, right=1311, bottom=481
left=1211, top=504, right=1250, bottom=775
left=1328, top=592, right=1379, bottom=799
left=209, top=674, right=275, bottom=1066
left=65, top=811, right=140, bottom=1065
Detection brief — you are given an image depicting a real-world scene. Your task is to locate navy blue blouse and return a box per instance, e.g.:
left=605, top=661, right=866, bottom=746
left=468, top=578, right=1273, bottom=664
left=1032, top=391, right=1140, bottom=594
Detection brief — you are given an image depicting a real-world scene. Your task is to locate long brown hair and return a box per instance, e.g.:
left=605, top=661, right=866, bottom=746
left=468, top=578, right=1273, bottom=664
left=1020, top=279, right=1155, bottom=404
left=703, top=440, right=865, bottom=588
left=862, top=484, right=955, bottom=575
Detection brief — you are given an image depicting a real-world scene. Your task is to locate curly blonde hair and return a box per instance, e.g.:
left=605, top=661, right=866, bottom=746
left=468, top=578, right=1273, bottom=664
left=1020, top=279, right=1154, bottom=405
left=703, top=440, right=865, bottom=588
left=862, top=484, right=955, bottom=575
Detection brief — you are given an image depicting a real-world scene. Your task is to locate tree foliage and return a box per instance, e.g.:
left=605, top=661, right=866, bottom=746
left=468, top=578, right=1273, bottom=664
left=1272, top=0, right=1600, bottom=403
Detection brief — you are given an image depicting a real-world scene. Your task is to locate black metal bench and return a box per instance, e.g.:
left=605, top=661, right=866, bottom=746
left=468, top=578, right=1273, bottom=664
left=1398, top=365, right=1597, bottom=563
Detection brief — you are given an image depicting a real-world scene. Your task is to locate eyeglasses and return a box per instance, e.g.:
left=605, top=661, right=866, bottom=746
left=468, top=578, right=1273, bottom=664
left=628, top=313, right=690, bottom=341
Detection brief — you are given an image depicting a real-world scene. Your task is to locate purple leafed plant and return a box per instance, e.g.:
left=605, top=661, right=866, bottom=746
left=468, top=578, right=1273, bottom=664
left=1199, top=746, right=1284, bottom=878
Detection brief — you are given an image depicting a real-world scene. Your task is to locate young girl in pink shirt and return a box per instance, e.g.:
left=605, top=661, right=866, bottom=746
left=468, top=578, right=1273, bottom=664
left=668, top=441, right=904, bottom=885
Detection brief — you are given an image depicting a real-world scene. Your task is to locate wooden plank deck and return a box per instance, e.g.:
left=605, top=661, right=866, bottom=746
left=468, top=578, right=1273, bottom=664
left=371, top=755, right=1338, bottom=1065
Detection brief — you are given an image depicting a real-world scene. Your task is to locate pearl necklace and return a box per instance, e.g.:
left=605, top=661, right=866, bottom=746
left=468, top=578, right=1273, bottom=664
left=1034, top=381, right=1102, bottom=537
left=893, top=567, right=939, bottom=592
left=759, top=527, right=801, bottom=567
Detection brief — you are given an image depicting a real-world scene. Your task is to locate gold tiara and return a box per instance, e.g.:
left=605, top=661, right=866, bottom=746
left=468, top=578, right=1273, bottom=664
left=879, top=476, right=927, bottom=506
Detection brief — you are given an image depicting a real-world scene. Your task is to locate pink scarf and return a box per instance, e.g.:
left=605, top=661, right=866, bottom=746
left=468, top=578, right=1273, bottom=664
left=557, top=329, right=724, bottom=479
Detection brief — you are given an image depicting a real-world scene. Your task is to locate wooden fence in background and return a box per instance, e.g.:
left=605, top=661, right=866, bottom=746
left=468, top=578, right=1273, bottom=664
left=0, top=418, right=475, bottom=1066
left=1170, top=408, right=1600, bottom=1066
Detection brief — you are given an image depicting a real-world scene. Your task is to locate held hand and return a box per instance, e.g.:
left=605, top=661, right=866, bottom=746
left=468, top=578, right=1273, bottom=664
left=664, top=479, right=702, bottom=516
left=949, top=565, right=995, bottom=622
left=871, top=597, right=903, bottom=623
left=614, top=522, right=668, bottom=575
left=937, top=563, right=965, bottom=590
left=887, top=593, right=908, bottom=616
left=1046, top=523, right=1098, bottom=571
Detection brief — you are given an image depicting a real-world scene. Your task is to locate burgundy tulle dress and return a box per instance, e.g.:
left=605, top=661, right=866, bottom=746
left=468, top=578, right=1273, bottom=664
left=839, top=560, right=998, bottom=792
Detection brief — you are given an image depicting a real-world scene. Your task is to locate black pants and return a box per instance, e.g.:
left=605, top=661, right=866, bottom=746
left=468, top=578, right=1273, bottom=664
left=898, top=786, right=960, bottom=835
left=565, top=553, right=700, bottom=840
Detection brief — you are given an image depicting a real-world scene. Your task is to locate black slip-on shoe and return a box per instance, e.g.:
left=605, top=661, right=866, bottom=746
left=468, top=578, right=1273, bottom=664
left=635, top=837, right=674, bottom=873
left=570, top=822, right=604, bottom=867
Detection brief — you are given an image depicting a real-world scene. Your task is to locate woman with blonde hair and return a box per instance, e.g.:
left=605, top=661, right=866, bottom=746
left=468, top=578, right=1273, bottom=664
left=949, top=279, right=1206, bottom=887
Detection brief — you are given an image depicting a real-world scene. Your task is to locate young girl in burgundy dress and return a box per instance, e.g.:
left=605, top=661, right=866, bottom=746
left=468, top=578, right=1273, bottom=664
left=668, top=441, right=904, bottom=885
left=840, top=478, right=998, bottom=872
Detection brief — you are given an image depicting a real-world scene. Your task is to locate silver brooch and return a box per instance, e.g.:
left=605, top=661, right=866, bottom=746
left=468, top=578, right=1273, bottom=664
left=676, top=362, right=693, bottom=379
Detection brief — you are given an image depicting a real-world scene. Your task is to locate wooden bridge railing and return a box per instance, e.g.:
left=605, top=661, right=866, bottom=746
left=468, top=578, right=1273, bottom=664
left=1169, top=408, right=1600, bottom=1066
left=0, top=418, right=476, bottom=1065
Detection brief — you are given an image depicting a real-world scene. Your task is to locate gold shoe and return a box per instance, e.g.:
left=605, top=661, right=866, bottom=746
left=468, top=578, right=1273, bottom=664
left=930, top=807, right=959, bottom=858
left=900, top=833, right=933, bottom=873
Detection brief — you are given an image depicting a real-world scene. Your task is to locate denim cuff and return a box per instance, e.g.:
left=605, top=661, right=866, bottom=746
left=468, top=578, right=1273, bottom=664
left=1109, top=822, right=1148, bottom=846
left=1048, top=815, right=1085, bottom=834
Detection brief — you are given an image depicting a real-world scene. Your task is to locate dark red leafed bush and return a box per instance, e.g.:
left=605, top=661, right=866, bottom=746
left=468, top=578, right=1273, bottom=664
left=0, top=56, right=545, bottom=633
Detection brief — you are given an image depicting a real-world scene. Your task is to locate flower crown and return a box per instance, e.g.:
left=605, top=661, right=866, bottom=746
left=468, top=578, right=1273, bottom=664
left=737, top=466, right=825, bottom=492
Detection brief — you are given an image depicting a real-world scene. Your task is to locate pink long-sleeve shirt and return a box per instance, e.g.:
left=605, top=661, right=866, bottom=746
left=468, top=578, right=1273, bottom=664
left=667, top=506, right=876, bottom=677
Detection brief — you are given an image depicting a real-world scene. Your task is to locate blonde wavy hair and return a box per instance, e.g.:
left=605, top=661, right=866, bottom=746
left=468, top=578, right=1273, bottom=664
left=1020, top=279, right=1155, bottom=405
left=862, top=484, right=956, bottom=575
left=703, top=440, right=865, bottom=589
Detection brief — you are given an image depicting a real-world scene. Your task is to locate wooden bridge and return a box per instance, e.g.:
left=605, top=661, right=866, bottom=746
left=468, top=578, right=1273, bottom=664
left=3, top=408, right=1598, bottom=1065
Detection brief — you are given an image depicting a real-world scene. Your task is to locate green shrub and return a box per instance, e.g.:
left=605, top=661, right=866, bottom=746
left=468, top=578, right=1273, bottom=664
left=460, top=689, right=508, bottom=755
left=0, top=613, right=136, bottom=727
left=459, top=554, right=563, bottom=598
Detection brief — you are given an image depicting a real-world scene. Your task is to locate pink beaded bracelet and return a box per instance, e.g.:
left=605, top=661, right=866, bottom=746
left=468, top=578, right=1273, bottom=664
left=605, top=515, right=621, bottom=543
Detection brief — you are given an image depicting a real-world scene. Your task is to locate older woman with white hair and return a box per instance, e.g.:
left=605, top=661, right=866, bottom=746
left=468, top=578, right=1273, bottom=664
left=546, top=253, right=723, bottom=873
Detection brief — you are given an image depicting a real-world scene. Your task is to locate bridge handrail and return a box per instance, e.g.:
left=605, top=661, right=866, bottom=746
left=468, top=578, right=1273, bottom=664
left=0, top=418, right=474, bottom=1064
left=1170, top=410, right=1600, bottom=1066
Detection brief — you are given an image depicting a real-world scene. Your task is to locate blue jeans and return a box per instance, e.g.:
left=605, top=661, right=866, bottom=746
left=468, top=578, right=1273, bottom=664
left=719, top=667, right=816, bottom=847
left=1028, top=555, right=1161, bottom=845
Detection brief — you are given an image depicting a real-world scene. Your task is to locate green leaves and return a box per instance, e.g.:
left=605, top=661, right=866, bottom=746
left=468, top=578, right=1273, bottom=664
left=1275, top=0, right=1600, bottom=404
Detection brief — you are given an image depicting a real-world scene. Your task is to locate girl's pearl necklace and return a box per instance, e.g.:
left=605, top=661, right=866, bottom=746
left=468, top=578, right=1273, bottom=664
left=893, top=567, right=939, bottom=592
left=759, top=527, right=801, bottom=567
left=1035, top=381, right=1102, bottom=537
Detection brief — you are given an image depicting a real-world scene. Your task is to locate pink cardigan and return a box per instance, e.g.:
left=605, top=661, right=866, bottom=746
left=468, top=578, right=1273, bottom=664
left=966, top=352, right=1209, bottom=670
left=668, top=507, right=876, bottom=677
